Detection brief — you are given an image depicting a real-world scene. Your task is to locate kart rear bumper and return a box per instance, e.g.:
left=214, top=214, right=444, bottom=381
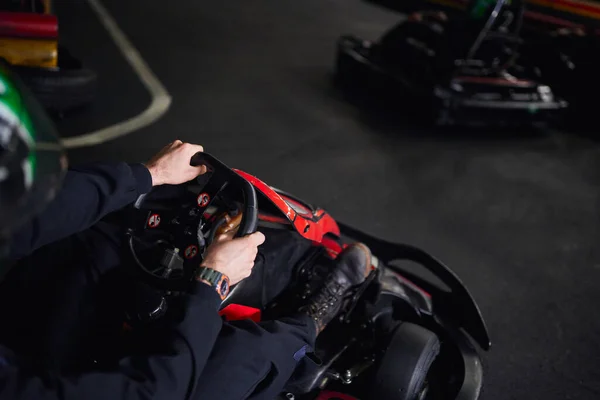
left=435, top=92, right=568, bottom=126
left=337, top=222, right=489, bottom=400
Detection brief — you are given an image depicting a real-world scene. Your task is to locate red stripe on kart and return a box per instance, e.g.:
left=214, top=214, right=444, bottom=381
left=454, top=76, right=534, bottom=86
left=393, top=271, right=432, bottom=299
left=552, top=0, right=600, bottom=14
left=529, top=0, right=600, bottom=19
left=320, top=236, right=344, bottom=259
left=316, top=391, right=360, bottom=400
left=219, top=304, right=261, bottom=322
left=0, top=12, right=58, bottom=39
left=258, top=213, right=290, bottom=225
left=524, top=10, right=586, bottom=29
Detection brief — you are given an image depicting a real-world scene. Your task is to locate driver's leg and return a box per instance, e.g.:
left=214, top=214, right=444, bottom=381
left=193, top=314, right=316, bottom=400
left=194, top=244, right=372, bottom=400
left=231, top=227, right=316, bottom=309
left=190, top=230, right=319, bottom=399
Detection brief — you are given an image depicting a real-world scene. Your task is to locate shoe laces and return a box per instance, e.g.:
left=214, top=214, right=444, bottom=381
left=306, top=278, right=345, bottom=316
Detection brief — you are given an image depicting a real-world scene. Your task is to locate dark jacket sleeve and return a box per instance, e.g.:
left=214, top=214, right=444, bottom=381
left=9, top=163, right=153, bottom=260
left=0, top=283, right=222, bottom=400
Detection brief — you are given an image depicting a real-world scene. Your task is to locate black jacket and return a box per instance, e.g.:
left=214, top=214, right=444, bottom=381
left=0, top=163, right=222, bottom=400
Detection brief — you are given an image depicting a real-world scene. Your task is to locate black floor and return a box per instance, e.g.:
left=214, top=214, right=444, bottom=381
left=53, top=1, right=600, bottom=399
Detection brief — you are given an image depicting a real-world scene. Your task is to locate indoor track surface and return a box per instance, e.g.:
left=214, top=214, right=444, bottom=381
left=53, top=1, right=600, bottom=399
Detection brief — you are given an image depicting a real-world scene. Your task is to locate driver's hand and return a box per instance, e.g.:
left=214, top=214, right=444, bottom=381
left=200, top=232, right=266, bottom=285
left=144, top=140, right=208, bottom=186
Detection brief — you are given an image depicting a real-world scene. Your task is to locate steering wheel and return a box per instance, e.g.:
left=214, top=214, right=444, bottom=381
left=125, top=152, right=258, bottom=292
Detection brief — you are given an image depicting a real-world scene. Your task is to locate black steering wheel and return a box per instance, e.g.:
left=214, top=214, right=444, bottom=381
left=125, top=152, right=258, bottom=292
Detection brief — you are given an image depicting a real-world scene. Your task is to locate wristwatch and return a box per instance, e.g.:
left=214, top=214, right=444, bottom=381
left=195, top=266, right=230, bottom=300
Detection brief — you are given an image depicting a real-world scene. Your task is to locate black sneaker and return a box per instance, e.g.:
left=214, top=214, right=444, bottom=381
left=299, top=243, right=372, bottom=333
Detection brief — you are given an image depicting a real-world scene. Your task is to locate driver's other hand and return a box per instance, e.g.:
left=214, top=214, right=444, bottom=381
left=144, top=140, right=208, bottom=186
left=200, top=232, right=266, bottom=285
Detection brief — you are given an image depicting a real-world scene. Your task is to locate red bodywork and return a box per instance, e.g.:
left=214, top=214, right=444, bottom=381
left=316, top=391, right=360, bottom=400
left=234, top=170, right=341, bottom=244
left=217, top=170, right=442, bottom=400
left=454, top=76, right=536, bottom=87
left=0, top=12, right=58, bottom=39
left=219, top=170, right=343, bottom=322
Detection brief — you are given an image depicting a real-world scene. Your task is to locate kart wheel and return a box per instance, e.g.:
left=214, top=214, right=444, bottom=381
left=15, top=47, right=97, bottom=112
left=372, top=322, right=440, bottom=400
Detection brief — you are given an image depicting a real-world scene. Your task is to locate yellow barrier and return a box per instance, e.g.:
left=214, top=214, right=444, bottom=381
left=0, top=37, right=57, bottom=68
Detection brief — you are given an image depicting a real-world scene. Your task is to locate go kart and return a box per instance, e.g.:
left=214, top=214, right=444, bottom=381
left=0, top=8, right=96, bottom=112
left=335, top=0, right=567, bottom=126
left=125, top=152, right=491, bottom=400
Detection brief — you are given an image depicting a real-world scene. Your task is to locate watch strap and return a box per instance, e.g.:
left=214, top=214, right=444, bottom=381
left=196, top=266, right=229, bottom=300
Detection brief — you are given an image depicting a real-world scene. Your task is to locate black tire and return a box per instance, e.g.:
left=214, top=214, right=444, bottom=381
left=15, top=48, right=97, bottom=112
left=371, top=322, right=441, bottom=400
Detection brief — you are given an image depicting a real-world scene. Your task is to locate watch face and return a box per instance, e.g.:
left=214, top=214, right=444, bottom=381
left=220, top=279, right=229, bottom=296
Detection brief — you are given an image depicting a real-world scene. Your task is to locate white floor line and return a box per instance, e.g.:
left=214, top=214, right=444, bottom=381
left=60, top=0, right=172, bottom=149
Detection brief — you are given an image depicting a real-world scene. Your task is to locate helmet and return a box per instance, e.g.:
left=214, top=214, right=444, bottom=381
left=0, top=62, right=66, bottom=270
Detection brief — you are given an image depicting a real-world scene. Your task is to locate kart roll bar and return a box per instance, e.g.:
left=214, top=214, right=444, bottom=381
left=465, top=0, right=525, bottom=63
left=337, top=222, right=491, bottom=351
